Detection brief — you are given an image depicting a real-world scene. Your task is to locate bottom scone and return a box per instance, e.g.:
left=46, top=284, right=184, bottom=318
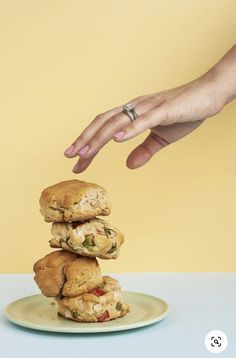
left=56, top=276, right=130, bottom=322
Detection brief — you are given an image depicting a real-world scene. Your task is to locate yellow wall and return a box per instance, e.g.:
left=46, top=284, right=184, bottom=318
left=1, top=0, right=236, bottom=273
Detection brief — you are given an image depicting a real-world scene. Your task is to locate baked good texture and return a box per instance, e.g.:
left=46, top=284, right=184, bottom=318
left=62, top=256, right=102, bottom=297
left=33, top=250, right=77, bottom=297
left=33, top=250, right=102, bottom=298
left=50, top=218, right=124, bottom=260
left=39, top=180, right=111, bottom=222
left=57, top=276, right=130, bottom=322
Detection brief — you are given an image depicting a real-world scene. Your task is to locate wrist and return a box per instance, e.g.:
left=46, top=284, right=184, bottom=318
left=194, top=70, right=227, bottom=117
left=206, top=64, right=236, bottom=106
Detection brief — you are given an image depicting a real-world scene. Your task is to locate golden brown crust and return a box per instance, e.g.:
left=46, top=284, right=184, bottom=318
left=57, top=276, right=130, bottom=322
left=39, top=180, right=111, bottom=222
left=62, top=256, right=103, bottom=297
left=33, top=250, right=102, bottom=298
left=33, top=251, right=78, bottom=297
left=50, top=218, right=124, bottom=260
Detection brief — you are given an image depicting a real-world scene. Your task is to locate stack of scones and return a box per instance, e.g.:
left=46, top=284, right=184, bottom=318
left=33, top=179, right=129, bottom=322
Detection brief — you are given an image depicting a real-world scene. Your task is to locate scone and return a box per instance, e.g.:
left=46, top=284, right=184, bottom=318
left=62, top=256, right=102, bottom=297
left=39, top=179, right=111, bottom=222
left=33, top=250, right=102, bottom=298
left=57, top=276, right=130, bottom=322
left=33, top=250, right=78, bottom=297
left=50, top=218, right=124, bottom=259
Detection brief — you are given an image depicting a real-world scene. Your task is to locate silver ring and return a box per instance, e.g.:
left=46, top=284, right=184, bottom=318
left=122, top=103, right=138, bottom=122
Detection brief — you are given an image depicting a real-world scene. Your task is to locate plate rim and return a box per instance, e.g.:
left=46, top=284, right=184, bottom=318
left=4, top=291, right=169, bottom=333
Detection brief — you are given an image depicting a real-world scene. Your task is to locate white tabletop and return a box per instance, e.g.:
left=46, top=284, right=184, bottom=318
left=1, top=273, right=235, bottom=358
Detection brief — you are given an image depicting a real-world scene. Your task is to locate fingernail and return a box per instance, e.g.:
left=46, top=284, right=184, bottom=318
left=64, top=144, right=74, bottom=156
left=114, top=131, right=125, bottom=140
left=78, top=144, right=89, bottom=156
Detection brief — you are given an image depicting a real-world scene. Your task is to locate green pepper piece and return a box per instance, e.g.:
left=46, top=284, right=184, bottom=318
left=83, top=235, right=95, bottom=250
left=116, top=302, right=123, bottom=311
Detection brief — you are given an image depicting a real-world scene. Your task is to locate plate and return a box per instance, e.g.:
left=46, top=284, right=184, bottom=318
left=5, top=292, right=169, bottom=333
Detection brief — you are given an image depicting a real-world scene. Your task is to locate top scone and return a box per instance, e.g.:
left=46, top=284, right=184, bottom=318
left=39, top=180, right=111, bottom=222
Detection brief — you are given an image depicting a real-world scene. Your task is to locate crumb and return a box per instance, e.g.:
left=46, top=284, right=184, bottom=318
left=51, top=301, right=56, bottom=305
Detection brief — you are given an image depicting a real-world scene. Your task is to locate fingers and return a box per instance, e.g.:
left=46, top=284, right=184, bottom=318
left=70, top=97, right=159, bottom=160
left=64, top=106, right=122, bottom=158
left=126, top=120, right=204, bottom=169
left=113, top=104, right=167, bottom=142
left=126, top=132, right=168, bottom=169
left=72, top=130, right=166, bottom=173
left=64, top=96, right=147, bottom=158
left=72, top=155, right=96, bottom=173
left=64, top=93, right=167, bottom=173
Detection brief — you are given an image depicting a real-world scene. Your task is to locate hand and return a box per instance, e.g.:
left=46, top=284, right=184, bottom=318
left=64, top=73, right=225, bottom=172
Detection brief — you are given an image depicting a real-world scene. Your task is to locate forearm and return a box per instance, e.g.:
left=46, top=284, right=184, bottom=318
left=207, top=44, right=236, bottom=105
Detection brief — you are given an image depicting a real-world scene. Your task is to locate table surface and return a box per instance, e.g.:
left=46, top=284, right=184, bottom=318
left=1, top=273, right=235, bottom=358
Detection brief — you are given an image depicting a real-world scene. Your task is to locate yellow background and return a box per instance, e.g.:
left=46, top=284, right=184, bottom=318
left=1, top=0, right=236, bottom=273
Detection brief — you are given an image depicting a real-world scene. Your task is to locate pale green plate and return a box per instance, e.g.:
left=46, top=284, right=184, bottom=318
left=5, top=292, right=169, bottom=333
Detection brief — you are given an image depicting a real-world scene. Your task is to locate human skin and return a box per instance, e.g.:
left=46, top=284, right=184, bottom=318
left=64, top=44, right=236, bottom=172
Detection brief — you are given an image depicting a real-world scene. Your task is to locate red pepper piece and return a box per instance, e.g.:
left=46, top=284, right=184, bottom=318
left=90, top=288, right=107, bottom=297
left=97, top=310, right=110, bottom=322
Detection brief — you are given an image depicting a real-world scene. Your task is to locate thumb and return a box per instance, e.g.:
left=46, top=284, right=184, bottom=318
left=126, top=132, right=169, bottom=169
